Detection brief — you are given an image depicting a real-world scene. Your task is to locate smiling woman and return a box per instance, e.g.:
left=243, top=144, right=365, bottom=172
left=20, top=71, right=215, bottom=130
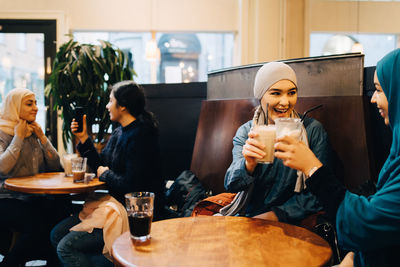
left=273, top=48, right=400, bottom=267
left=261, top=79, right=297, bottom=124
left=372, top=71, right=389, bottom=126
left=0, top=88, right=64, bottom=266
left=19, top=95, right=38, bottom=123
left=224, top=61, right=334, bottom=225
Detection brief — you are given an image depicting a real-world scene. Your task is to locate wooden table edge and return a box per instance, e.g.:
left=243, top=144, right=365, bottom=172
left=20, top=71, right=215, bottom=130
left=4, top=173, right=106, bottom=194
left=4, top=182, right=106, bottom=194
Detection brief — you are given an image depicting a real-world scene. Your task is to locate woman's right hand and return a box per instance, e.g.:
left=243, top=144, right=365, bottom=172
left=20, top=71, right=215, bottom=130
left=242, top=130, right=266, bottom=174
left=14, top=120, right=29, bottom=139
left=274, top=135, right=322, bottom=175
left=71, top=115, right=89, bottom=144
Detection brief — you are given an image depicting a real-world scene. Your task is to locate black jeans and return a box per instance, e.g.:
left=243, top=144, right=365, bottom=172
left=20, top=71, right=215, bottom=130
left=0, top=196, right=71, bottom=266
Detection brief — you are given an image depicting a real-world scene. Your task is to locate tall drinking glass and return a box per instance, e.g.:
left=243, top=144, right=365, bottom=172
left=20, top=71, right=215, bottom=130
left=71, top=157, right=87, bottom=183
left=274, top=118, right=303, bottom=140
left=253, top=125, right=276, bottom=164
left=62, top=153, right=78, bottom=177
left=125, top=192, right=154, bottom=242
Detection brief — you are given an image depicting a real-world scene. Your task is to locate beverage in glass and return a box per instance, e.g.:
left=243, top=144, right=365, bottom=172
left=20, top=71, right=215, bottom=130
left=71, top=157, right=87, bottom=183
left=63, top=153, right=78, bottom=177
left=125, top=192, right=154, bottom=242
left=274, top=118, right=303, bottom=140
left=253, top=125, right=276, bottom=164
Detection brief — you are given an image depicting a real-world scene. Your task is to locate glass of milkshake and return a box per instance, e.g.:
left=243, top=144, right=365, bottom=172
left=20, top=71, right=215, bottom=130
left=253, top=125, right=276, bottom=164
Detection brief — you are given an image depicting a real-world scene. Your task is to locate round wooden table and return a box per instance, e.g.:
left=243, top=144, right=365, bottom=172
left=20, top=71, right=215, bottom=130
left=4, top=172, right=105, bottom=194
left=112, top=216, right=332, bottom=267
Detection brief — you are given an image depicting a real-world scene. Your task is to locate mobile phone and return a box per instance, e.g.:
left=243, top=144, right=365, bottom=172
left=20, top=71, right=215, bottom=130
left=74, top=107, right=84, bottom=133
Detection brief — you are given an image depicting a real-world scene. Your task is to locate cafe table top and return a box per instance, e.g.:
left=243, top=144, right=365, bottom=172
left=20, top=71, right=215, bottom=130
left=4, top=172, right=105, bottom=194
left=112, top=215, right=332, bottom=267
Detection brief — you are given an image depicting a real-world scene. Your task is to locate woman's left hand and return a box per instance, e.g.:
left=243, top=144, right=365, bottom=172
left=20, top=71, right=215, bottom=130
left=30, top=122, right=47, bottom=144
left=97, top=166, right=109, bottom=177
left=274, top=135, right=322, bottom=175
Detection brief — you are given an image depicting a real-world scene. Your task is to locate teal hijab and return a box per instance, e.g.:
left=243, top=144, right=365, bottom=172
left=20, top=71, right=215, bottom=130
left=376, top=48, right=400, bottom=189
left=336, top=49, right=400, bottom=266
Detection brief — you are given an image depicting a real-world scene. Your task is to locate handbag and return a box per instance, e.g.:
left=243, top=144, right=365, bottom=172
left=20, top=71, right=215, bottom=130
left=312, top=213, right=344, bottom=265
left=191, top=193, right=237, bottom=216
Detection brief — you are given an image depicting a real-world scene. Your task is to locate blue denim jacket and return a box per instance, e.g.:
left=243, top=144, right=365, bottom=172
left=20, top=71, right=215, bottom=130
left=224, top=117, right=332, bottom=222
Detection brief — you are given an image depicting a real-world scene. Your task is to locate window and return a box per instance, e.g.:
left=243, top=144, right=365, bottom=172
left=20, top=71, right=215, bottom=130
left=310, top=32, right=398, bottom=67
left=73, top=31, right=235, bottom=84
left=16, top=33, right=27, bottom=51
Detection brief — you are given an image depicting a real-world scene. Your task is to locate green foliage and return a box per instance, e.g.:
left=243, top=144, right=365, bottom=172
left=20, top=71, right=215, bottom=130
left=45, top=39, right=135, bottom=148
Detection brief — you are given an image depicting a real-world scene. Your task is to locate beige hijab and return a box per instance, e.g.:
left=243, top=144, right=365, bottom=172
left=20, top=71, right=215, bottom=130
left=0, top=88, right=35, bottom=137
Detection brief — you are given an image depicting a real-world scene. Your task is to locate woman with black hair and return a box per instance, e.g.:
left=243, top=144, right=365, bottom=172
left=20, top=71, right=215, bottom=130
left=50, top=81, right=164, bottom=267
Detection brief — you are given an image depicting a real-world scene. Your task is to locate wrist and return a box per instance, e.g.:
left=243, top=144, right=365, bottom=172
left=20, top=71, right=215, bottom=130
left=245, top=160, right=257, bottom=175
left=305, top=163, right=323, bottom=178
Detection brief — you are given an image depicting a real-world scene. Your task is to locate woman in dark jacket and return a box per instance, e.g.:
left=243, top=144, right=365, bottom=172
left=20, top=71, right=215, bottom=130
left=51, top=81, right=164, bottom=267
left=274, top=49, right=400, bottom=267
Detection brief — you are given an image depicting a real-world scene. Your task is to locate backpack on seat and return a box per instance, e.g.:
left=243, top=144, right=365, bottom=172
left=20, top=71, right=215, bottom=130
left=165, top=170, right=210, bottom=217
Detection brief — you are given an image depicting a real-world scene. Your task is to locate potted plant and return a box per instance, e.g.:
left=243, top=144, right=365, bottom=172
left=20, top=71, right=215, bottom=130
left=45, top=39, right=135, bottom=148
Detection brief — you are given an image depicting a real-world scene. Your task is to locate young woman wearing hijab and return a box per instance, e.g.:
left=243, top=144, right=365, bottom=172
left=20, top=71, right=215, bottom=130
left=224, top=62, right=333, bottom=223
left=50, top=81, right=165, bottom=267
left=0, top=88, right=62, bottom=266
left=274, top=49, right=400, bottom=266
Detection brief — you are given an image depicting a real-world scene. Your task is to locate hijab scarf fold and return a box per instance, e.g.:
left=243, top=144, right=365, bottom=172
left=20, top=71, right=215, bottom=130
left=0, top=88, right=35, bottom=137
left=376, top=49, right=400, bottom=189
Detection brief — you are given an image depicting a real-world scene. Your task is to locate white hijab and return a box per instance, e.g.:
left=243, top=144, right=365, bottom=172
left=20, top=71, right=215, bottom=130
left=0, top=88, right=35, bottom=137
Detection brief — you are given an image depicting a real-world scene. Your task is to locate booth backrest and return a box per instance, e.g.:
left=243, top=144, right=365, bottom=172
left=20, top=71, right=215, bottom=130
left=294, top=96, right=375, bottom=190
left=190, top=99, right=259, bottom=194
left=190, top=96, right=374, bottom=194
